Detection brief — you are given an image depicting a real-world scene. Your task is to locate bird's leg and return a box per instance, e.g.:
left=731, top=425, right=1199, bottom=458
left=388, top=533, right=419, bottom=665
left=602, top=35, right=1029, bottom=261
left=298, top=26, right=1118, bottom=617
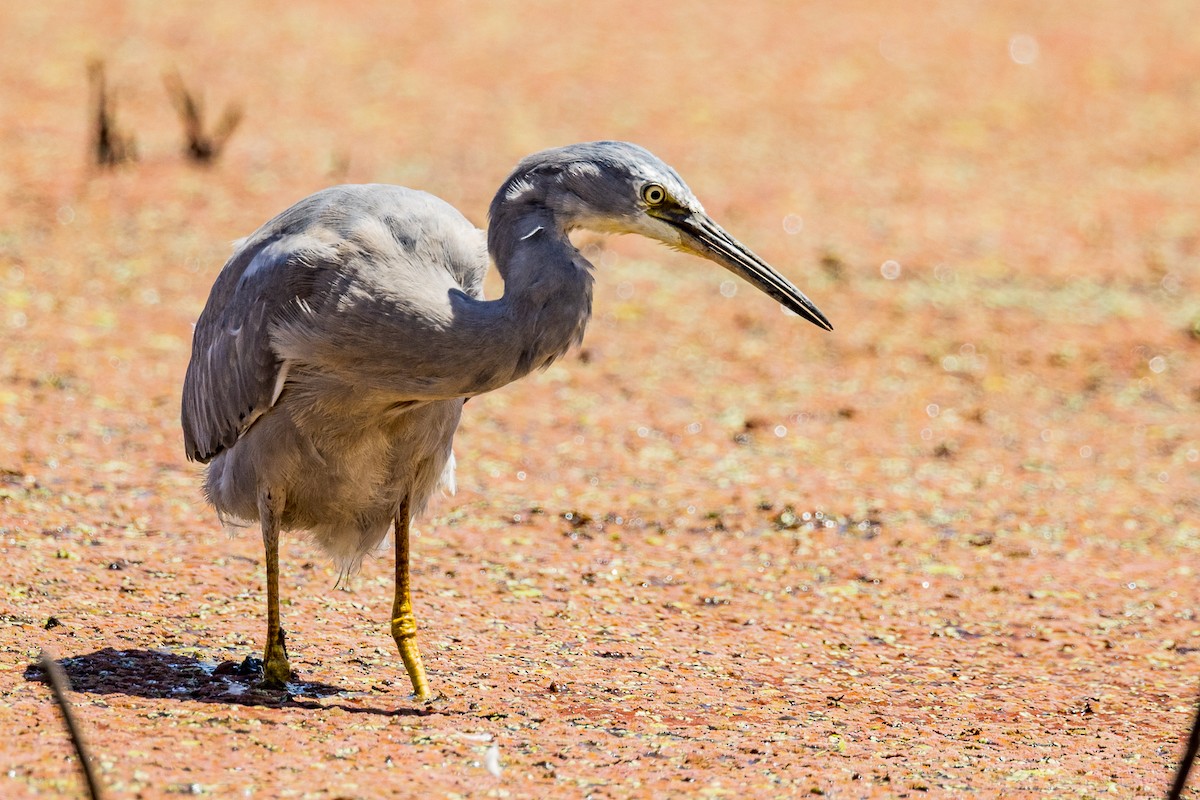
left=259, top=489, right=292, bottom=689
left=391, top=500, right=433, bottom=701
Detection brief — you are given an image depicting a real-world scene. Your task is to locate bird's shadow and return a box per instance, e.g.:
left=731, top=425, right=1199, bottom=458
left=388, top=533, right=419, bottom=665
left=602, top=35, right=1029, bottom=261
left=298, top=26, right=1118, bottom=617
left=23, top=648, right=431, bottom=717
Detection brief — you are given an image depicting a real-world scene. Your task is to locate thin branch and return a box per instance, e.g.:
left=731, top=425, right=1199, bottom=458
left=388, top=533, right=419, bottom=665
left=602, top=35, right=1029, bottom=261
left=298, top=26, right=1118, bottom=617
left=87, top=60, right=136, bottom=168
left=1169, top=686, right=1200, bottom=799
left=39, top=651, right=105, bottom=800
left=164, top=70, right=242, bottom=163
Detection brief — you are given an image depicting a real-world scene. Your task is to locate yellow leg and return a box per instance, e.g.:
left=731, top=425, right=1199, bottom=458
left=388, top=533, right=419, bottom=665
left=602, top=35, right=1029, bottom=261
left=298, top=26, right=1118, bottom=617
left=259, top=490, right=292, bottom=690
left=391, top=501, right=433, bottom=701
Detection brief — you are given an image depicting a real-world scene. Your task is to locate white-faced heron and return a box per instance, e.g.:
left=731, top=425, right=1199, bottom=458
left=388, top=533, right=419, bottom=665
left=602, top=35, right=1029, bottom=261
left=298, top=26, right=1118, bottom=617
left=181, top=141, right=832, bottom=700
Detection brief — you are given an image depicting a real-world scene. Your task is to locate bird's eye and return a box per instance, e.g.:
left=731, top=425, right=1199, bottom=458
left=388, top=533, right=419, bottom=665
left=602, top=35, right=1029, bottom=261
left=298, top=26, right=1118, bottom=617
left=641, top=183, right=667, bottom=206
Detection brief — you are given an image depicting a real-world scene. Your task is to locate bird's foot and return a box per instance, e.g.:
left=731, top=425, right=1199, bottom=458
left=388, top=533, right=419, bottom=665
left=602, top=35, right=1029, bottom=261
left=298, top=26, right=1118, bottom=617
left=259, top=628, right=292, bottom=690
left=411, top=687, right=440, bottom=705
left=259, top=666, right=291, bottom=691
left=392, top=614, right=434, bottom=702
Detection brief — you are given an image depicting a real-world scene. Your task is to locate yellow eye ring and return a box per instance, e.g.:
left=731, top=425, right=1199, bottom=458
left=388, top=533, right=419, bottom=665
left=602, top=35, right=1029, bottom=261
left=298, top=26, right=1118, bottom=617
left=641, top=183, right=667, bottom=206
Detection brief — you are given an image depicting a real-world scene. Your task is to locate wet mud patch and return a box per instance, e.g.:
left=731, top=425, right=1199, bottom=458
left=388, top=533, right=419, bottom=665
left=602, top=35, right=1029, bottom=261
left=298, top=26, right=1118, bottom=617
left=24, top=647, right=343, bottom=707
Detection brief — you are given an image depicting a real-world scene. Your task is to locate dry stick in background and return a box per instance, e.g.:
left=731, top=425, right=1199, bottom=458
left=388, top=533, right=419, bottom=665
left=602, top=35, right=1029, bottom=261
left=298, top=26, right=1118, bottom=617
left=163, top=71, right=243, bottom=163
left=39, top=651, right=105, bottom=800
left=1168, top=687, right=1200, bottom=800
left=87, top=60, right=136, bottom=167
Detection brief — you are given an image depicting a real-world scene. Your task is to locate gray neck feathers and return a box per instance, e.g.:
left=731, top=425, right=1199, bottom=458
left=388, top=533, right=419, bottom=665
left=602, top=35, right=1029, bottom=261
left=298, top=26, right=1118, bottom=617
left=483, top=183, right=595, bottom=384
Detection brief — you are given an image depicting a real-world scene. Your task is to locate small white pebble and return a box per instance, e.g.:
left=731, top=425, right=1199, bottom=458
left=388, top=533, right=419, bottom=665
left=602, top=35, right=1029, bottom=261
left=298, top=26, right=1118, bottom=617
left=485, top=742, right=502, bottom=777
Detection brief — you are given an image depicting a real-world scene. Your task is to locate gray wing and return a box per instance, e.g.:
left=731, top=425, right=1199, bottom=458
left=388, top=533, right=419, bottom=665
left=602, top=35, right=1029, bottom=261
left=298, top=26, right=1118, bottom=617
left=181, top=185, right=488, bottom=463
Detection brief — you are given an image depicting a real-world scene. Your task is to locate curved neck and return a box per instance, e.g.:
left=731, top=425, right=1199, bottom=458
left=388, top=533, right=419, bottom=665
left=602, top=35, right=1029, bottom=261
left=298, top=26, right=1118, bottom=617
left=485, top=202, right=594, bottom=382
left=273, top=196, right=596, bottom=404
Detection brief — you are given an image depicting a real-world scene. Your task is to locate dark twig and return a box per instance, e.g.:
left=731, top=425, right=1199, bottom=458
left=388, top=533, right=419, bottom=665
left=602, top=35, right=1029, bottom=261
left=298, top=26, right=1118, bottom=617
left=39, top=651, right=105, bottom=800
left=163, top=70, right=243, bottom=163
left=1168, top=686, right=1200, bottom=800
left=87, top=60, right=136, bottom=167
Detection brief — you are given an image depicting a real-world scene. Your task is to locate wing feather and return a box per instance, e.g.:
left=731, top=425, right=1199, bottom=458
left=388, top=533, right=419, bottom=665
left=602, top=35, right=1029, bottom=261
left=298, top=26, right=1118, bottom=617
left=182, top=234, right=302, bottom=462
left=180, top=184, right=488, bottom=463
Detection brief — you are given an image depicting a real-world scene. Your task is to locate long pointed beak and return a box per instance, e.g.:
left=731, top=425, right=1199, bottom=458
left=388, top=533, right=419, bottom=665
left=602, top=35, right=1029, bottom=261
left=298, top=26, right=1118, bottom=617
left=668, top=212, right=833, bottom=331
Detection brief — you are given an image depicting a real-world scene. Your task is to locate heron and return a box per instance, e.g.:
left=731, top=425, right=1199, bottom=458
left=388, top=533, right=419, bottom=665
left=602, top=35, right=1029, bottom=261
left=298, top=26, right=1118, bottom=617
left=181, top=141, right=832, bottom=700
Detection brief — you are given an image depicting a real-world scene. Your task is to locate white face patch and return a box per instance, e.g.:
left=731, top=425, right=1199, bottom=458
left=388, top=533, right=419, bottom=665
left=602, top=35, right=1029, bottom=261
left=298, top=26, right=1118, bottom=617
left=568, top=211, right=687, bottom=248
left=642, top=215, right=686, bottom=247
left=620, top=214, right=687, bottom=248
left=566, top=212, right=691, bottom=261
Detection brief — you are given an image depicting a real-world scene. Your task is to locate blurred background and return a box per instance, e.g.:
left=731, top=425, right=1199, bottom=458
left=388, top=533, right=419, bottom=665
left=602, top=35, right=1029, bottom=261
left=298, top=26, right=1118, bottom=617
left=1, top=1, right=1198, bottom=796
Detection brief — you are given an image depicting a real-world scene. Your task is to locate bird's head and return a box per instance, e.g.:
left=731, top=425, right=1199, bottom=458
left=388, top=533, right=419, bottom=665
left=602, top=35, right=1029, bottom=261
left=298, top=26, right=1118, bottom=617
left=492, top=141, right=832, bottom=331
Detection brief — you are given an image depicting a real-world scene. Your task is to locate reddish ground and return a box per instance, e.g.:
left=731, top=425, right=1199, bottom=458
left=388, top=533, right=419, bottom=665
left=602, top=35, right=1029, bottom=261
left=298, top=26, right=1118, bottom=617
left=2, top=1, right=1198, bottom=797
